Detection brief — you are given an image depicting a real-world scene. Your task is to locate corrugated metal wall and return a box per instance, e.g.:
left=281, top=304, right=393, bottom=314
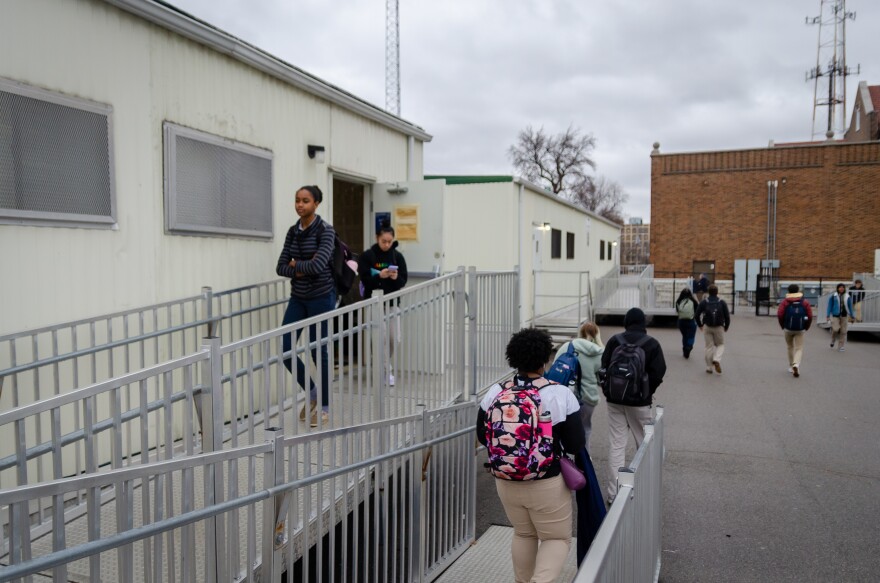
left=0, top=0, right=420, bottom=334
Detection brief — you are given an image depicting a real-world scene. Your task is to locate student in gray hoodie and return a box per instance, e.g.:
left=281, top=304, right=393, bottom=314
left=554, top=321, right=604, bottom=451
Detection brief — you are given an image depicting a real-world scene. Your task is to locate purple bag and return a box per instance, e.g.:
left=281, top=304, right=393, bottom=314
left=560, top=456, right=586, bottom=490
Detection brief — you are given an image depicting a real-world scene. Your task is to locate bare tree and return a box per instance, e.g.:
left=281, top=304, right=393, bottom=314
left=572, top=175, right=628, bottom=224
left=508, top=126, right=596, bottom=195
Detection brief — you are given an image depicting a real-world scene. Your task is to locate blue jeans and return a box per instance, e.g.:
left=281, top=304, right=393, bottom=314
left=281, top=292, right=336, bottom=410
left=678, top=318, right=697, bottom=352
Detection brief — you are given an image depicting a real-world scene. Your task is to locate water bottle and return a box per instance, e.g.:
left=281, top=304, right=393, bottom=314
left=538, top=410, right=552, bottom=437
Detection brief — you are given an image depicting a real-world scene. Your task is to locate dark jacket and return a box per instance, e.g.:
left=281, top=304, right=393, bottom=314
left=693, top=276, right=709, bottom=294
left=275, top=216, right=335, bottom=299
left=358, top=242, right=408, bottom=298
left=696, top=296, right=730, bottom=330
left=600, top=309, right=666, bottom=406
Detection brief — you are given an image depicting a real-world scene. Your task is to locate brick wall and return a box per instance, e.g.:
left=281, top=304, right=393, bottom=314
left=650, top=142, right=880, bottom=280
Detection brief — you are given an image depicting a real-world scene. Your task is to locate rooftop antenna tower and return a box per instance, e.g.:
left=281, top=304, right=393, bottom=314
left=385, top=0, right=400, bottom=116
left=806, top=0, right=859, bottom=140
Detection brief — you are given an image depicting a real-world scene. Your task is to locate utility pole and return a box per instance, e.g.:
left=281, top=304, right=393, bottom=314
left=805, top=0, right=859, bottom=140
left=385, top=0, right=400, bottom=116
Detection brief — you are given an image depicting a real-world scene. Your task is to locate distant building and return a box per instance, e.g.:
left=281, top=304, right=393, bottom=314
left=650, top=82, right=880, bottom=280
left=621, top=222, right=650, bottom=266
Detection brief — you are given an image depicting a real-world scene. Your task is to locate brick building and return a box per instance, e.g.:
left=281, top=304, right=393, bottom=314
left=650, top=84, right=880, bottom=281
left=621, top=218, right=651, bottom=266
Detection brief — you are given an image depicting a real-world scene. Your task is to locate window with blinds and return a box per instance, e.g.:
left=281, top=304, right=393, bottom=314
left=164, top=122, right=273, bottom=239
left=0, top=79, right=115, bottom=227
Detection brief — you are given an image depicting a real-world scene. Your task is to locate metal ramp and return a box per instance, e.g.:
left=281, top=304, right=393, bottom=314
left=592, top=271, right=678, bottom=318
left=434, top=525, right=579, bottom=583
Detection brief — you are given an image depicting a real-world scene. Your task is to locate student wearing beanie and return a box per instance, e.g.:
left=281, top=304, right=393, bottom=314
left=600, top=308, right=666, bottom=504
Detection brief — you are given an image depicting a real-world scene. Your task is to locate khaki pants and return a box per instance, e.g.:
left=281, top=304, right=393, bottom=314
left=830, top=316, right=849, bottom=347
left=495, top=475, right=572, bottom=583
left=703, top=325, right=725, bottom=368
left=606, top=403, right=653, bottom=501
left=784, top=330, right=805, bottom=367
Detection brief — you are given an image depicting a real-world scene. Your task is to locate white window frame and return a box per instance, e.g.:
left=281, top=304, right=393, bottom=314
left=0, top=77, right=116, bottom=228
left=163, top=122, right=274, bottom=239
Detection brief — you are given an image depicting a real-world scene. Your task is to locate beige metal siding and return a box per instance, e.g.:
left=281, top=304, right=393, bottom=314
left=0, top=0, right=420, bottom=334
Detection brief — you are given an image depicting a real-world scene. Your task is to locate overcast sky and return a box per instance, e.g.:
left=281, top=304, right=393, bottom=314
left=169, top=0, right=879, bottom=220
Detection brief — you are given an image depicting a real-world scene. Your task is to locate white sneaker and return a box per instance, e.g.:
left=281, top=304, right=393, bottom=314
left=388, top=374, right=396, bottom=386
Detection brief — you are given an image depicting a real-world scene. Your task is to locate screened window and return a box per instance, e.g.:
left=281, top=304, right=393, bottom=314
left=0, top=79, right=115, bottom=227
left=566, top=232, right=575, bottom=259
left=607, top=241, right=613, bottom=260
left=164, top=122, right=273, bottom=238
left=550, top=228, right=562, bottom=259
left=600, top=239, right=605, bottom=260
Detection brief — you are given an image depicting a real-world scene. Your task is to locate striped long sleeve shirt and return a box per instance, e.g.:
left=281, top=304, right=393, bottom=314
left=276, top=216, right=336, bottom=299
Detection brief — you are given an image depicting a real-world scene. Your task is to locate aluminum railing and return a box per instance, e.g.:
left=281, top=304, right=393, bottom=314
left=532, top=270, right=592, bottom=327
left=816, top=290, right=880, bottom=327
left=0, top=349, right=211, bottom=546
left=0, top=403, right=476, bottom=583
left=469, top=270, right=519, bottom=390
left=0, top=269, right=518, bottom=562
left=0, top=279, right=288, bottom=412
left=575, top=406, right=665, bottom=583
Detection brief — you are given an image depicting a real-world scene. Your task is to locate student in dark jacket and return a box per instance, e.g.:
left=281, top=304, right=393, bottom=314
left=695, top=284, right=730, bottom=375
left=600, top=308, right=666, bottom=504
left=358, top=221, right=408, bottom=386
left=275, top=185, right=336, bottom=428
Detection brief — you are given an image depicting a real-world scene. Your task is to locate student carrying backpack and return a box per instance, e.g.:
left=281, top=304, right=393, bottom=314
left=696, top=285, right=730, bottom=375
left=476, top=328, right=586, bottom=582
left=599, top=308, right=666, bottom=505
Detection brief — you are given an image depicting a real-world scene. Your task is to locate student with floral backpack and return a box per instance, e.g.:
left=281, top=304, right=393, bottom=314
left=476, top=328, right=584, bottom=583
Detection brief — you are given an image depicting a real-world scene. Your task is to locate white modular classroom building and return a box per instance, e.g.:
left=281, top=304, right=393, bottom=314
left=0, top=0, right=431, bottom=335
left=370, top=176, right=622, bottom=325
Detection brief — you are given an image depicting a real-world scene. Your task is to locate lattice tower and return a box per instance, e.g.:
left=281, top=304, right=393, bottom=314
left=385, top=0, right=400, bottom=116
left=806, top=0, right=859, bottom=139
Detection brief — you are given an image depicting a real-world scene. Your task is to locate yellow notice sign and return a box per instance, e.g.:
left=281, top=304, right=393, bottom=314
left=394, top=205, right=419, bottom=241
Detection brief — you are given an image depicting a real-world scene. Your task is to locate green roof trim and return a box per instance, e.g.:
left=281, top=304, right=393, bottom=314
left=424, top=175, right=514, bottom=185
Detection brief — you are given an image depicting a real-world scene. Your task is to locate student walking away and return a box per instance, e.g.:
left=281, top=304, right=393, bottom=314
left=476, top=328, right=584, bottom=583
left=696, top=284, right=730, bottom=374
left=777, top=284, right=813, bottom=378
left=550, top=321, right=604, bottom=452
left=276, top=185, right=336, bottom=428
left=693, top=273, right=710, bottom=303
left=358, top=221, right=408, bottom=386
left=849, top=279, right=865, bottom=322
left=599, top=308, right=666, bottom=505
left=675, top=288, right=699, bottom=358
left=827, top=283, right=854, bottom=352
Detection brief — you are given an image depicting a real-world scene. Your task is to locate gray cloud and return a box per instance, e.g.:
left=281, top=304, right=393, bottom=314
left=170, top=0, right=879, bottom=219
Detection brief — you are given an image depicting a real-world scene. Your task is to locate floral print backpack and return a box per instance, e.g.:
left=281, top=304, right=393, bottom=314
left=485, top=376, right=556, bottom=480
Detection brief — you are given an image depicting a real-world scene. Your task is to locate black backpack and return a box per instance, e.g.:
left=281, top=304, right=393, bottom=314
left=601, top=334, right=651, bottom=406
left=318, top=223, right=358, bottom=297
left=703, top=298, right=725, bottom=327
left=783, top=300, right=807, bottom=331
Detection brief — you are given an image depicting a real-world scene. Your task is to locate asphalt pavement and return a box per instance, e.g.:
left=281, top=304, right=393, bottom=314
left=475, top=310, right=880, bottom=582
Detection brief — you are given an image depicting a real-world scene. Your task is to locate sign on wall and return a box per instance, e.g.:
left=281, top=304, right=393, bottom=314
left=394, top=205, right=419, bottom=241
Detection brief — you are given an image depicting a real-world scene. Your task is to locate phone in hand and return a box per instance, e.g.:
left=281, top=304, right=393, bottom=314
left=388, top=265, right=398, bottom=271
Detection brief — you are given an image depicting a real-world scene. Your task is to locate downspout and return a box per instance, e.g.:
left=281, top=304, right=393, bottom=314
left=407, top=136, right=415, bottom=180
left=517, top=181, right=524, bottom=327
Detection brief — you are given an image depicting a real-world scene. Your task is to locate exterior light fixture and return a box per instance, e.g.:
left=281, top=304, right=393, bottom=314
left=532, top=221, right=551, bottom=231
left=307, top=144, right=325, bottom=163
